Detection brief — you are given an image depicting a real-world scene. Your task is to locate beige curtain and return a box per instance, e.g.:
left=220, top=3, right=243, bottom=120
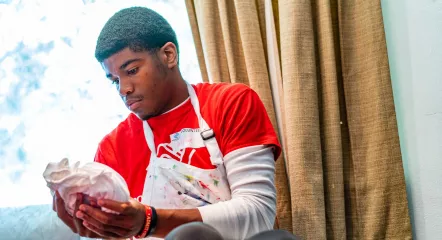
left=185, top=0, right=412, bottom=239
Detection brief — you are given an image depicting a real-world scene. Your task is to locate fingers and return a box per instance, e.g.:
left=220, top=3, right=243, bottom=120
left=77, top=204, right=128, bottom=228
left=97, top=199, right=129, bottom=214
left=54, top=191, right=75, bottom=230
left=76, top=198, right=147, bottom=238
left=72, top=193, right=105, bottom=238
left=81, top=221, right=122, bottom=239
left=73, top=193, right=84, bottom=233
left=77, top=210, right=128, bottom=237
left=53, top=192, right=105, bottom=239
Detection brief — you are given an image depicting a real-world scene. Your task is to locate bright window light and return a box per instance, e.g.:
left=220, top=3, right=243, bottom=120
left=0, top=0, right=202, bottom=208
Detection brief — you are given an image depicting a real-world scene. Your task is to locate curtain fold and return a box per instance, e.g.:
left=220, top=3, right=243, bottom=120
left=186, top=0, right=294, bottom=232
left=186, top=0, right=411, bottom=239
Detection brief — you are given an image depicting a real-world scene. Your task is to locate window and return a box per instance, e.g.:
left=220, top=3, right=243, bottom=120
left=0, top=0, right=202, bottom=208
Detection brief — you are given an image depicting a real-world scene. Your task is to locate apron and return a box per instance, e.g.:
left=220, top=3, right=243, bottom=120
left=137, top=83, right=232, bottom=239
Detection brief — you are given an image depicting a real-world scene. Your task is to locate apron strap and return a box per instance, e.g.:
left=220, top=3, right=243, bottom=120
left=143, top=83, right=225, bottom=166
left=143, top=121, right=156, bottom=155
left=201, top=129, right=223, bottom=165
left=187, top=84, right=224, bottom=166
left=141, top=82, right=231, bottom=204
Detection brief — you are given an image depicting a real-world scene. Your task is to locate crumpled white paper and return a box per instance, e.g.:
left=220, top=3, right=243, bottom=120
left=43, top=158, right=130, bottom=216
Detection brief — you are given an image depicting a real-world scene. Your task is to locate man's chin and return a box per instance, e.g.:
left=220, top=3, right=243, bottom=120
left=131, top=106, right=162, bottom=121
left=135, top=112, right=158, bottom=121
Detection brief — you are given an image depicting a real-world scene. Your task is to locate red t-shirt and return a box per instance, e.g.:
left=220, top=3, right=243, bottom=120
left=94, top=83, right=281, bottom=198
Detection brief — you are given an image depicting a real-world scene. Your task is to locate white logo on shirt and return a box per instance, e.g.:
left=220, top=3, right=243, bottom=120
left=156, top=128, right=204, bottom=164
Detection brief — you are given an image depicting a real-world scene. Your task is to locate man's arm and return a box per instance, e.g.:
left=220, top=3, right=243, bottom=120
left=78, top=197, right=203, bottom=239
left=78, top=145, right=276, bottom=239
left=197, top=145, right=277, bottom=239
left=151, top=209, right=202, bottom=237
left=153, top=145, right=276, bottom=239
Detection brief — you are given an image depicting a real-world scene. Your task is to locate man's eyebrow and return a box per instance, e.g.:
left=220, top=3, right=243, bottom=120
left=105, top=58, right=143, bottom=79
left=119, top=58, right=143, bottom=70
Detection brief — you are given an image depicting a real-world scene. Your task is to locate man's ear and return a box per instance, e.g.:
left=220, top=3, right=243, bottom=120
left=160, top=42, right=178, bottom=69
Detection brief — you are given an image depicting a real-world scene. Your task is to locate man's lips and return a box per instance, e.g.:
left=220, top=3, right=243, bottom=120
left=125, top=99, right=142, bottom=110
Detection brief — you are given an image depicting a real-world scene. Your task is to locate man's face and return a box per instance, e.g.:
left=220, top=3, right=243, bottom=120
left=101, top=47, right=173, bottom=120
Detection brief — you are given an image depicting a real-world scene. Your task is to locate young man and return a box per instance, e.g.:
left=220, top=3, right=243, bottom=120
left=53, top=7, right=281, bottom=240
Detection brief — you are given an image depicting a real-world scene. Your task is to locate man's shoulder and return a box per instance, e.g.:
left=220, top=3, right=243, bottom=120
left=100, top=113, right=142, bottom=147
left=193, top=82, right=253, bottom=104
left=193, top=82, right=251, bottom=93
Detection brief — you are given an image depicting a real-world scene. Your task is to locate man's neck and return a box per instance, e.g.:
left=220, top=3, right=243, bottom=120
left=161, top=96, right=190, bottom=115
left=162, top=75, right=189, bottom=114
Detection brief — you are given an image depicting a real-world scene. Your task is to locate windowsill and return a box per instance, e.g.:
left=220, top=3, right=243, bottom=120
left=0, top=204, right=87, bottom=240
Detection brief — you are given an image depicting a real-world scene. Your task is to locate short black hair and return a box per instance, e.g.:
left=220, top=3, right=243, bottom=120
left=95, top=7, right=179, bottom=62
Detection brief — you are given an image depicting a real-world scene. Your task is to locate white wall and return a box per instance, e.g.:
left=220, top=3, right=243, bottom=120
left=381, top=1, right=442, bottom=239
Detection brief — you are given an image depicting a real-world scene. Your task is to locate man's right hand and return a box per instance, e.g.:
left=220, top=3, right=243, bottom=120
left=53, top=191, right=103, bottom=238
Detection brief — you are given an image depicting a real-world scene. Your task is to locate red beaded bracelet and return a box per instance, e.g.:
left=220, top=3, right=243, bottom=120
left=134, top=205, right=152, bottom=239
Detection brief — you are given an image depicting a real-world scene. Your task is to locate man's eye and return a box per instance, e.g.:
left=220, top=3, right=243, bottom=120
left=127, top=67, right=138, bottom=75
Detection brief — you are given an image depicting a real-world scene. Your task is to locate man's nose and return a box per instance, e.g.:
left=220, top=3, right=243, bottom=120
left=118, top=78, right=134, bottom=96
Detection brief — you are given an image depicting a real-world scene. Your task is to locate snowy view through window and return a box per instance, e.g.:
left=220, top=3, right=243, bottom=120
left=0, top=0, right=202, bottom=208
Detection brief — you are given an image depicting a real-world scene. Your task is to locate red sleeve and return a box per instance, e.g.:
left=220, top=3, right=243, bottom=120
left=217, top=85, right=281, bottom=160
left=94, top=136, right=121, bottom=175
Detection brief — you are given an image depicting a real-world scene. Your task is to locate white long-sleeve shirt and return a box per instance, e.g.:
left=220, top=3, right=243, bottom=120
left=198, top=145, right=277, bottom=240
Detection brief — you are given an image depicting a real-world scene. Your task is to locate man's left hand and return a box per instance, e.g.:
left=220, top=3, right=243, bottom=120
left=76, top=197, right=146, bottom=238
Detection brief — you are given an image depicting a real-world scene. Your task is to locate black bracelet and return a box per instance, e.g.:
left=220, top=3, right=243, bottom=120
left=147, top=206, right=157, bottom=236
